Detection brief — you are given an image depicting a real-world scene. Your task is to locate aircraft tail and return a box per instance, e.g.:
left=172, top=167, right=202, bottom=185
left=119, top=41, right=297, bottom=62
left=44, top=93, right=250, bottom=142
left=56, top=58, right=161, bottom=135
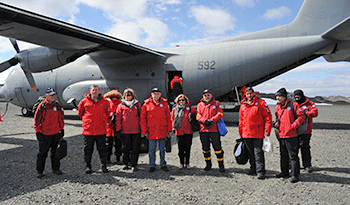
left=289, top=0, right=350, bottom=36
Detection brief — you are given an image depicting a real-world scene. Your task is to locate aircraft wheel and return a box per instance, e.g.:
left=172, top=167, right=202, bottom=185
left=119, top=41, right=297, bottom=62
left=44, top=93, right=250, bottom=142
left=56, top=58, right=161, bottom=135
left=21, top=107, right=32, bottom=117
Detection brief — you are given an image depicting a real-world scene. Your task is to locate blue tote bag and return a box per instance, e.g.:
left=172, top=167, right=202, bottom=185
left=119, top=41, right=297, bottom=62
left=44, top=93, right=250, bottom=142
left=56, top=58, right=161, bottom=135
left=216, top=101, right=228, bottom=136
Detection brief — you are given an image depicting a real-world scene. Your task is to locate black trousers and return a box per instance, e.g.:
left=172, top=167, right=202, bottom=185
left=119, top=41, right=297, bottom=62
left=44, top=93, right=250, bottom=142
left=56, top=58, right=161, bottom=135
left=243, top=138, right=265, bottom=174
left=36, top=133, right=61, bottom=174
left=299, top=133, right=312, bottom=168
left=200, top=132, right=224, bottom=161
left=83, top=135, right=108, bottom=167
left=279, top=137, right=300, bottom=177
left=106, top=136, right=122, bottom=158
left=177, top=133, right=193, bottom=165
left=122, top=133, right=141, bottom=167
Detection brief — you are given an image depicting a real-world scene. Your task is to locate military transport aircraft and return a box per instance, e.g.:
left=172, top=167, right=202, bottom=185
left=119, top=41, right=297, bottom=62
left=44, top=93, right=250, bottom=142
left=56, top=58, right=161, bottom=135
left=0, top=0, right=350, bottom=116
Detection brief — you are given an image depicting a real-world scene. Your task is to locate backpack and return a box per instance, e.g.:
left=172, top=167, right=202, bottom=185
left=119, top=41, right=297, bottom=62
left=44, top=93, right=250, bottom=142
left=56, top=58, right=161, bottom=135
left=32, top=96, right=62, bottom=122
left=290, top=101, right=309, bottom=135
left=32, top=96, right=46, bottom=115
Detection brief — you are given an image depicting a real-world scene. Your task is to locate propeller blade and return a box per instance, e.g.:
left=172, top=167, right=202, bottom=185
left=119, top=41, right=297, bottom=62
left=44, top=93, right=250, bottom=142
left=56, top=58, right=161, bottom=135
left=23, top=70, right=37, bottom=90
left=9, top=39, right=20, bottom=53
left=0, top=57, right=19, bottom=73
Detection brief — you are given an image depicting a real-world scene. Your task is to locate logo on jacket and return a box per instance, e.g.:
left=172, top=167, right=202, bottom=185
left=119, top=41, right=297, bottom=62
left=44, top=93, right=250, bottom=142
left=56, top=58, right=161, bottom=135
left=303, top=106, right=307, bottom=109
left=186, top=107, right=190, bottom=110
left=287, top=107, right=291, bottom=110
left=213, top=105, right=216, bottom=109
left=255, top=102, right=258, bottom=105
left=53, top=107, right=57, bottom=111
left=160, top=104, right=163, bottom=107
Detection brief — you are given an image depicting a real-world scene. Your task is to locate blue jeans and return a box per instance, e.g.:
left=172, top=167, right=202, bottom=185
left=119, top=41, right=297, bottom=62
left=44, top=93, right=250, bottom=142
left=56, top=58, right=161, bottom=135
left=149, top=139, right=166, bottom=167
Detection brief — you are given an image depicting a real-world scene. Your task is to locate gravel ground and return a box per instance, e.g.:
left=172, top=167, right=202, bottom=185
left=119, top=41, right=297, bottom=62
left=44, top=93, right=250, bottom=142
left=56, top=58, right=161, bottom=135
left=0, top=103, right=349, bottom=204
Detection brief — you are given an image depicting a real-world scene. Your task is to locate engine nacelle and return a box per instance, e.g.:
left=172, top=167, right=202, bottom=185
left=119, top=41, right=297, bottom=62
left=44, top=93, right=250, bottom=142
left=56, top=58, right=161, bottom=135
left=15, top=47, right=76, bottom=73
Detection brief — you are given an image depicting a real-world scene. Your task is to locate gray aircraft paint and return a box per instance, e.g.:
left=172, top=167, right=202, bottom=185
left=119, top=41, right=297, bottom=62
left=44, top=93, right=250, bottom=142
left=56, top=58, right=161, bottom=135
left=0, top=0, right=349, bottom=113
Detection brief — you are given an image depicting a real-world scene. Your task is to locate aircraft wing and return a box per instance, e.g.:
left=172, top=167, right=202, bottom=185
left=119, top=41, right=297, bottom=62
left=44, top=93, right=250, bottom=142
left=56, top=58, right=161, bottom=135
left=322, top=16, right=350, bottom=41
left=0, top=2, right=165, bottom=58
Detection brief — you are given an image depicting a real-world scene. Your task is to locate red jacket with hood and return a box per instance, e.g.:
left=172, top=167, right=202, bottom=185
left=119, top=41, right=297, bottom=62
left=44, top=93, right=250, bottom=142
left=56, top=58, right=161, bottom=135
left=140, top=97, right=172, bottom=139
left=239, top=95, right=272, bottom=139
left=297, top=98, right=318, bottom=134
left=196, top=98, right=223, bottom=133
left=275, top=98, right=306, bottom=138
left=171, top=102, right=195, bottom=136
left=34, top=98, right=64, bottom=135
left=78, top=93, right=110, bottom=135
left=116, top=100, right=142, bottom=134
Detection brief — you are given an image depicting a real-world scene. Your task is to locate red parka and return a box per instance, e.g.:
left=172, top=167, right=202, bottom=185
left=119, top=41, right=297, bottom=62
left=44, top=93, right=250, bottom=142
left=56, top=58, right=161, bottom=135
left=171, top=103, right=195, bottom=136
left=297, top=98, right=318, bottom=134
left=196, top=98, right=223, bottom=133
left=140, top=97, right=172, bottom=139
left=116, top=100, right=141, bottom=134
left=239, top=96, right=272, bottom=139
left=106, top=98, right=122, bottom=137
left=275, top=98, right=306, bottom=138
left=34, top=99, right=64, bottom=135
left=78, top=93, right=110, bottom=135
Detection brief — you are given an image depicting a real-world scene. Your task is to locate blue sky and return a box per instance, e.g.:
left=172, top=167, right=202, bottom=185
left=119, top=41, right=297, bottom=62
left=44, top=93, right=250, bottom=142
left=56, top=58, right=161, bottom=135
left=0, top=0, right=349, bottom=97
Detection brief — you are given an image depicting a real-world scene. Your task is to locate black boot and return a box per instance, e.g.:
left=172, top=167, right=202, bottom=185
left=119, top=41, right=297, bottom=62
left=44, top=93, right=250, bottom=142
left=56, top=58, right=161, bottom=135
left=204, top=160, right=212, bottom=171
left=106, top=155, right=111, bottom=165
left=218, top=161, right=225, bottom=172
left=101, top=163, right=109, bottom=173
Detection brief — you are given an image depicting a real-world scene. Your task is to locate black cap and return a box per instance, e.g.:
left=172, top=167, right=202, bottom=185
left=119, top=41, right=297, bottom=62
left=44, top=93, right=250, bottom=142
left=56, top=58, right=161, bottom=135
left=293, top=89, right=304, bottom=97
left=275, top=87, right=287, bottom=97
left=46, top=87, right=56, bottom=95
left=202, top=89, right=211, bottom=95
left=151, top=87, right=161, bottom=93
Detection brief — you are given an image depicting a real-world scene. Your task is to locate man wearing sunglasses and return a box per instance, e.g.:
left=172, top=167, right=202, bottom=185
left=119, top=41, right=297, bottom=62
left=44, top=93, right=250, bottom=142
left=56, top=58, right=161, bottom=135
left=293, top=89, right=318, bottom=173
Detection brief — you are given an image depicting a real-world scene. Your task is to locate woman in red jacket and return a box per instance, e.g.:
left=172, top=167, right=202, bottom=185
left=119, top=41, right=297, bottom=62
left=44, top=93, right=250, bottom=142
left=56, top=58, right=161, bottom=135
left=196, top=89, right=225, bottom=172
left=116, top=88, right=142, bottom=172
left=171, top=94, right=195, bottom=170
left=104, top=90, right=122, bottom=165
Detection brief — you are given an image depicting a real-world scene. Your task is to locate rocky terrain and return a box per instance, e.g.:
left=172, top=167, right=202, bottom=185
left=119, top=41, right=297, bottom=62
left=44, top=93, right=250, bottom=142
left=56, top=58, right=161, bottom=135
left=0, top=103, right=349, bottom=204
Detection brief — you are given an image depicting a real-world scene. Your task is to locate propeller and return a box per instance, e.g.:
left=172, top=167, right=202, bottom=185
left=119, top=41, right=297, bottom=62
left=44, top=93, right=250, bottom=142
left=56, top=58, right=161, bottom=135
left=0, top=39, right=37, bottom=90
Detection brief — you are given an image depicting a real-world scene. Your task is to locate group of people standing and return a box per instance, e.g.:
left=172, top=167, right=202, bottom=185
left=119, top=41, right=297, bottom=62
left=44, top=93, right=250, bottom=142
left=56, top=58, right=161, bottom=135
left=33, top=85, right=317, bottom=184
left=239, top=87, right=318, bottom=183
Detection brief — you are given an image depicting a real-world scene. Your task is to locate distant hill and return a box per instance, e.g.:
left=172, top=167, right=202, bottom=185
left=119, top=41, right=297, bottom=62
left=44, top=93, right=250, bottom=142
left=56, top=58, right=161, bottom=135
left=256, top=93, right=350, bottom=105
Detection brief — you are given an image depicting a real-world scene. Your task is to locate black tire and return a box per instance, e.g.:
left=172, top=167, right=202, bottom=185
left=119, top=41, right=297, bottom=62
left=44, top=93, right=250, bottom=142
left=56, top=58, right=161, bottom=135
left=21, top=107, right=32, bottom=117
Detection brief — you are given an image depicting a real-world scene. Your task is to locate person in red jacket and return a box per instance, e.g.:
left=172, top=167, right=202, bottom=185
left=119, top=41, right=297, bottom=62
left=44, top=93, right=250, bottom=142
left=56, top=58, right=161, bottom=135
left=171, top=94, right=195, bottom=170
left=196, top=89, right=225, bottom=172
left=293, top=89, right=318, bottom=173
left=274, top=87, right=305, bottom=183
left=239, top=87, right=272, bottom=179
left=34, top=88, right=64, bottom=178
left=78, top=85, right=110, bottom=174
left=140, top=88, right=172, bottom=172
left=116, top=88, right=142, bottom=172
left=104, top=90, right=122, bottom=165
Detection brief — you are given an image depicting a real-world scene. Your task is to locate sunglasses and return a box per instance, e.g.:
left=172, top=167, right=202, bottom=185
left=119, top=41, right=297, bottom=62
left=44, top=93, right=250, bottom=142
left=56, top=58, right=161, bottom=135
left=110, top=96, right=118, bottom=99
left=178, top=99, right=186, bottom=102
left=124, top=94, right=132, bottom=97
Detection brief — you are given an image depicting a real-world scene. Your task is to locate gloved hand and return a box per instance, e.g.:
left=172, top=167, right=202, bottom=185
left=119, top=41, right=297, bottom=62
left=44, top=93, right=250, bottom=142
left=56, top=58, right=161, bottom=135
left=188, top=113, right=196, bottom=122
left=111, top=111, right=116, bottom=124
left=116, top=130, right=123, bottom=142
left=204, top=119, right=213, bottom=129
left=36, top=132, right=44, bottom=141
left=59, top=129, right=64, bottom=138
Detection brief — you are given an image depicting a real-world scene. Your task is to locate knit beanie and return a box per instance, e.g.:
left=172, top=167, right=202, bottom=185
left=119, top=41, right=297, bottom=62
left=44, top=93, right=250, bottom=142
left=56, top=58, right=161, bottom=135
left=275, top=87, right=287, bottom=98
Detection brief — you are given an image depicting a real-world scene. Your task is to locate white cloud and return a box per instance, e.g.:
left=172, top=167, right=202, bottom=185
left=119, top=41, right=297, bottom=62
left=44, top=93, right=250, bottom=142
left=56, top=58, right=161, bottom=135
left=107, top=18, right=170, bottom=47
left=189, top=6, right=236, bottom=35
left=1, top=0, right=80, bottom=17
left=294, top=61, right=350, bottom=72
left=0, top=38, right=13, bottom=54
left=233, top=0, right=256, bottom=8
left=262, top=6, right=292, bottom=20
